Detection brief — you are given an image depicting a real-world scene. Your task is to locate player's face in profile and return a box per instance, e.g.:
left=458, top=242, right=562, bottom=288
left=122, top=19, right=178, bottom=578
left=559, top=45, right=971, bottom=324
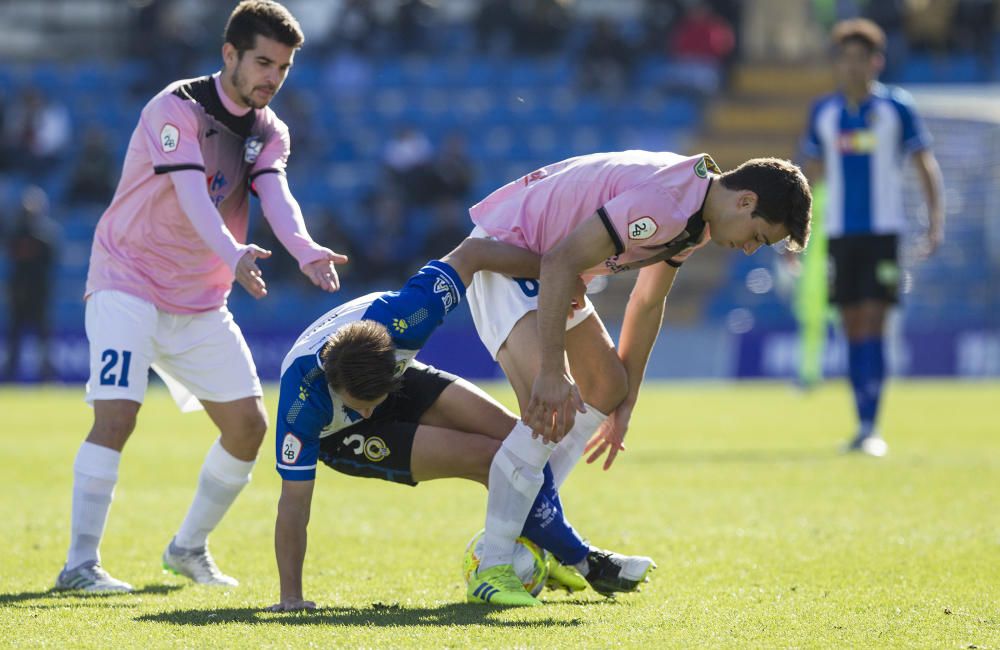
left=834, top=42, right=881, bottom=91
left=711, top=195, right=787, bottom=255
left=227, top=35, right=296, bottom=109
left=339, top=390, right=388, bottom=419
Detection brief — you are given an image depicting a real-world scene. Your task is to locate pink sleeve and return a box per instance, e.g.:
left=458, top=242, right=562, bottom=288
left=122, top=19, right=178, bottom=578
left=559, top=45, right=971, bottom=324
left=141, top=94, right=205, bottom=172
left=171, top=170, right=249, bottom=271
left=253, top=172, right=331, bottom=268
left=599, top=183, right=683, bottom=253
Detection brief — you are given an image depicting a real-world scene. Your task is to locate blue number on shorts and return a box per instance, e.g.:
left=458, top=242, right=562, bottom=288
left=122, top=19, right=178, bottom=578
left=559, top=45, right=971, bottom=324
left=513, top=278, right=539, bottom=297
left=99, top=349, right=132, bottom=387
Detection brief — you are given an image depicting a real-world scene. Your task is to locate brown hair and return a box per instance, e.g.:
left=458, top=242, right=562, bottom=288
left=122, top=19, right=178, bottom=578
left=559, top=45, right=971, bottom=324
left=719, top=158, right=812, bottom=252
left=831, top=18, right=886, bottom=55
left=224, top=0, right=304, bottom=53
left=321, top=321, right=401, bottom=401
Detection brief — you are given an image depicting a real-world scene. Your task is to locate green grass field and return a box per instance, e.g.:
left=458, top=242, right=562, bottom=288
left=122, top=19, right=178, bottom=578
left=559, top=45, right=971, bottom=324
left=1, top=381, right=997, bottom=648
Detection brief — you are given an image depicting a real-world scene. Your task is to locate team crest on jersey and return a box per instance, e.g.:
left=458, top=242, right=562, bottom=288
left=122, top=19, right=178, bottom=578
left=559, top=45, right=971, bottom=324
left=160, top=124, right=179, bottom=153
left=363, top=436, right=391, bottom=462
left=243, top=136, right=263, bottom=163
left=433, top=276, right=457, bottom=311
left=628, top=216, right=658, bottom=240
left=281, top=433, right=303, bottom=463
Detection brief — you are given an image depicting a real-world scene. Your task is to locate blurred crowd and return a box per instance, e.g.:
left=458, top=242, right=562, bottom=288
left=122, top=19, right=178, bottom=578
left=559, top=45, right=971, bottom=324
left=1, top=0, right=998, bottom=379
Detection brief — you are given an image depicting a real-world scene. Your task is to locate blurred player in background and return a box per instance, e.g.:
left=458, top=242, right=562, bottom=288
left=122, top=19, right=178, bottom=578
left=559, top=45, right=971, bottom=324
left=56, top=0, right=347, bottom=592
left=465, top=151, right=811, bottom=586
left=801, top=18, right=944, bottom=457
left=270, top=237, right=654, bottom=610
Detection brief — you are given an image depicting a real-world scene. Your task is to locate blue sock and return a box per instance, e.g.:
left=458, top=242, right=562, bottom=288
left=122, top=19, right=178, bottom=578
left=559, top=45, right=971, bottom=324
left=520, top=464, right=589, bottom=565
left=860, top=337, right=885, bottom=430
left=848, top=341, right=871, bottom=433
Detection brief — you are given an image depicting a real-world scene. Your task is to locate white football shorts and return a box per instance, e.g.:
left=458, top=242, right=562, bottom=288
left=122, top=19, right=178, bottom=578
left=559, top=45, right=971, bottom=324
left=85, top=290, right=262, bottom=412
left=466, top=226, right=596, bottom=360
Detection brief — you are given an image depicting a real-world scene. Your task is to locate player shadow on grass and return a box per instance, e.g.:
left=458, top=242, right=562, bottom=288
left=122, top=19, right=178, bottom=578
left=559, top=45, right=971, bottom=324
left=0, top=584, right=183, bottom=606
left=136, top=601, right=595, bottom=627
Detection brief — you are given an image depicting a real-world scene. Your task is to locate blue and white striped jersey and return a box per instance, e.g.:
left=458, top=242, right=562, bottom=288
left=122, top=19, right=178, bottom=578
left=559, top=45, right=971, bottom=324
left=274, top=261, right=464, bottom=481
left=802, top=82, right=931, bottom=237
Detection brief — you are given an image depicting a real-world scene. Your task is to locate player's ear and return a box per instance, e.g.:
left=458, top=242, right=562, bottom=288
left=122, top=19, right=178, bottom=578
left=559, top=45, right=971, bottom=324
left=740, top=190, right=758, bottom=213
left=222, top=42, right=238, bottom=70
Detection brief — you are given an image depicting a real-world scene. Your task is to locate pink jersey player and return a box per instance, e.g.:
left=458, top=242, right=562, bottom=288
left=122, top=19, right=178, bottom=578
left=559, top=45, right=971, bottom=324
left=471, top=151, right=716, bottom=276
left=58, top=1, right=347, bottom=597
left=466, top=152, right=812, bottom=589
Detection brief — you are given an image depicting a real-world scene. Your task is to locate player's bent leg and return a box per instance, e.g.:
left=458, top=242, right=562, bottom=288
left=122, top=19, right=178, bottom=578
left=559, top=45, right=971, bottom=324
left=496, top=311, right=544, bottom=415
left=410, top=426, right=500, bottom=485
left=204, top=396, right=269, bottom=462
left=164, top=397, right=265, bottom=586
left=565, top=314, right=628, bottom=415
left=418, top=377, right=518, bottom=443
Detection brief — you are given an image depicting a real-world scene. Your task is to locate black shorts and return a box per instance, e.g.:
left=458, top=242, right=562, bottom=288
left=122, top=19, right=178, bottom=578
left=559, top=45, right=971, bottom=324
left=828, top=234, right=900, bottom=306
left=317, top=363, right=458, bottom=486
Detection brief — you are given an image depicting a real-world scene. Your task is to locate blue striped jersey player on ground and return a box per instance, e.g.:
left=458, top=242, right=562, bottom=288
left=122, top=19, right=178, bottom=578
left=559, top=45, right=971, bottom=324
left=269, top=237, right=657, bottom=610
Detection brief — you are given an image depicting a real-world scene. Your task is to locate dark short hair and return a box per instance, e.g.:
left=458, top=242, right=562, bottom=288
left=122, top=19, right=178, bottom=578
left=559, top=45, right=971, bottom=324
left=320, top=321, right=401, bottom=401
left=831, top=18, right=886, bottom=55
left=224, top=0, right=304, bottom=53
left=719, top=158, right=812, bottom=252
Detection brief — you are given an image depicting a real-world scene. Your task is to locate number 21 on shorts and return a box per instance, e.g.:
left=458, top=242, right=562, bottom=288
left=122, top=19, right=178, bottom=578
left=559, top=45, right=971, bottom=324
left=99, top=349, right=133, bottom=387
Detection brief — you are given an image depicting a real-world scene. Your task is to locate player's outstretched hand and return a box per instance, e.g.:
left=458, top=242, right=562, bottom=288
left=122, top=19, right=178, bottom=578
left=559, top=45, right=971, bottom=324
left=266, top=599, right=317, bottom=612
left=302, top=248, right=349, bottom=292
left=584, top=401, right=633, bottom=470
left=526, top=371, right=585, bottom=443
left=236, top=245, right=272, bottom=299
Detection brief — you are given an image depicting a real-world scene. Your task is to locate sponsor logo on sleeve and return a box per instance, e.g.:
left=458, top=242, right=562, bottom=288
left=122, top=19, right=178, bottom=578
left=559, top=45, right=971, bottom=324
left=628, top=216, right=658, bottom=240
left=243, top=136, right=263, bottom=163
left=160, top=124, right=179, bottom=153
left=281, top=433, right=303, bottom=463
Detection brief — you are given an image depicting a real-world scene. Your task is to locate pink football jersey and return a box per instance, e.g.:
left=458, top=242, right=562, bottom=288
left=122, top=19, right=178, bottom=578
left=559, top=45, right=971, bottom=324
left=86, top=74, right=291, bottom=313
left=470, top=151, right=718, bottom=276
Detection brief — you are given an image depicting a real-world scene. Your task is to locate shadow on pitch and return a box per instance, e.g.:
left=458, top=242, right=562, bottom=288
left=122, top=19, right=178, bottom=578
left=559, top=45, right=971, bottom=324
left=629, top=448, right=838, bottom=465
left=136, top=601, right=589, bottom=628
left=0, top=584, right=183, bottom=606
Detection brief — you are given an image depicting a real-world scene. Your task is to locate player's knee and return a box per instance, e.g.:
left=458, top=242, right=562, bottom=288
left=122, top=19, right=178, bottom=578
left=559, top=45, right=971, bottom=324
left=88, top=408, right=138, bottom=448
left=583, top=358, right=628, bottom=414
left=226, top=404, right=269, bottom=449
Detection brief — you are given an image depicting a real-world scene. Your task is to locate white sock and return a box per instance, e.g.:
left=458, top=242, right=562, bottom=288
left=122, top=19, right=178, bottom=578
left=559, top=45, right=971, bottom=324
left=174, top=439, right=254, bottom=550
left=547, top=404, right=607, bottom=488
left=479, top=421, right=555, bottom=572
left=67, top=442, right=121, bottom=570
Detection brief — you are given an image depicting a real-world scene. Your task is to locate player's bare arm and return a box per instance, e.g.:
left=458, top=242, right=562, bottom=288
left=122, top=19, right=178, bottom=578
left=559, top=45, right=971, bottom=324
left=528, top=213, right=617, bottom=441
left=441, top=237, right=542, bottom=288
left=270, top=479, right=317, bottom=611
left=912, top=148, right=945, bottom=256
left=585, top=262, right=677, bottom=470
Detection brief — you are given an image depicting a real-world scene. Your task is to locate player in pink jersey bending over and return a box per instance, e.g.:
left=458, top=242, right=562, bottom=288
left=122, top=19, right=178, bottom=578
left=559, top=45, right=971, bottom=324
left=56, top=1, right=348, bottom=592
left=465, top=152, right=812, bottom=601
